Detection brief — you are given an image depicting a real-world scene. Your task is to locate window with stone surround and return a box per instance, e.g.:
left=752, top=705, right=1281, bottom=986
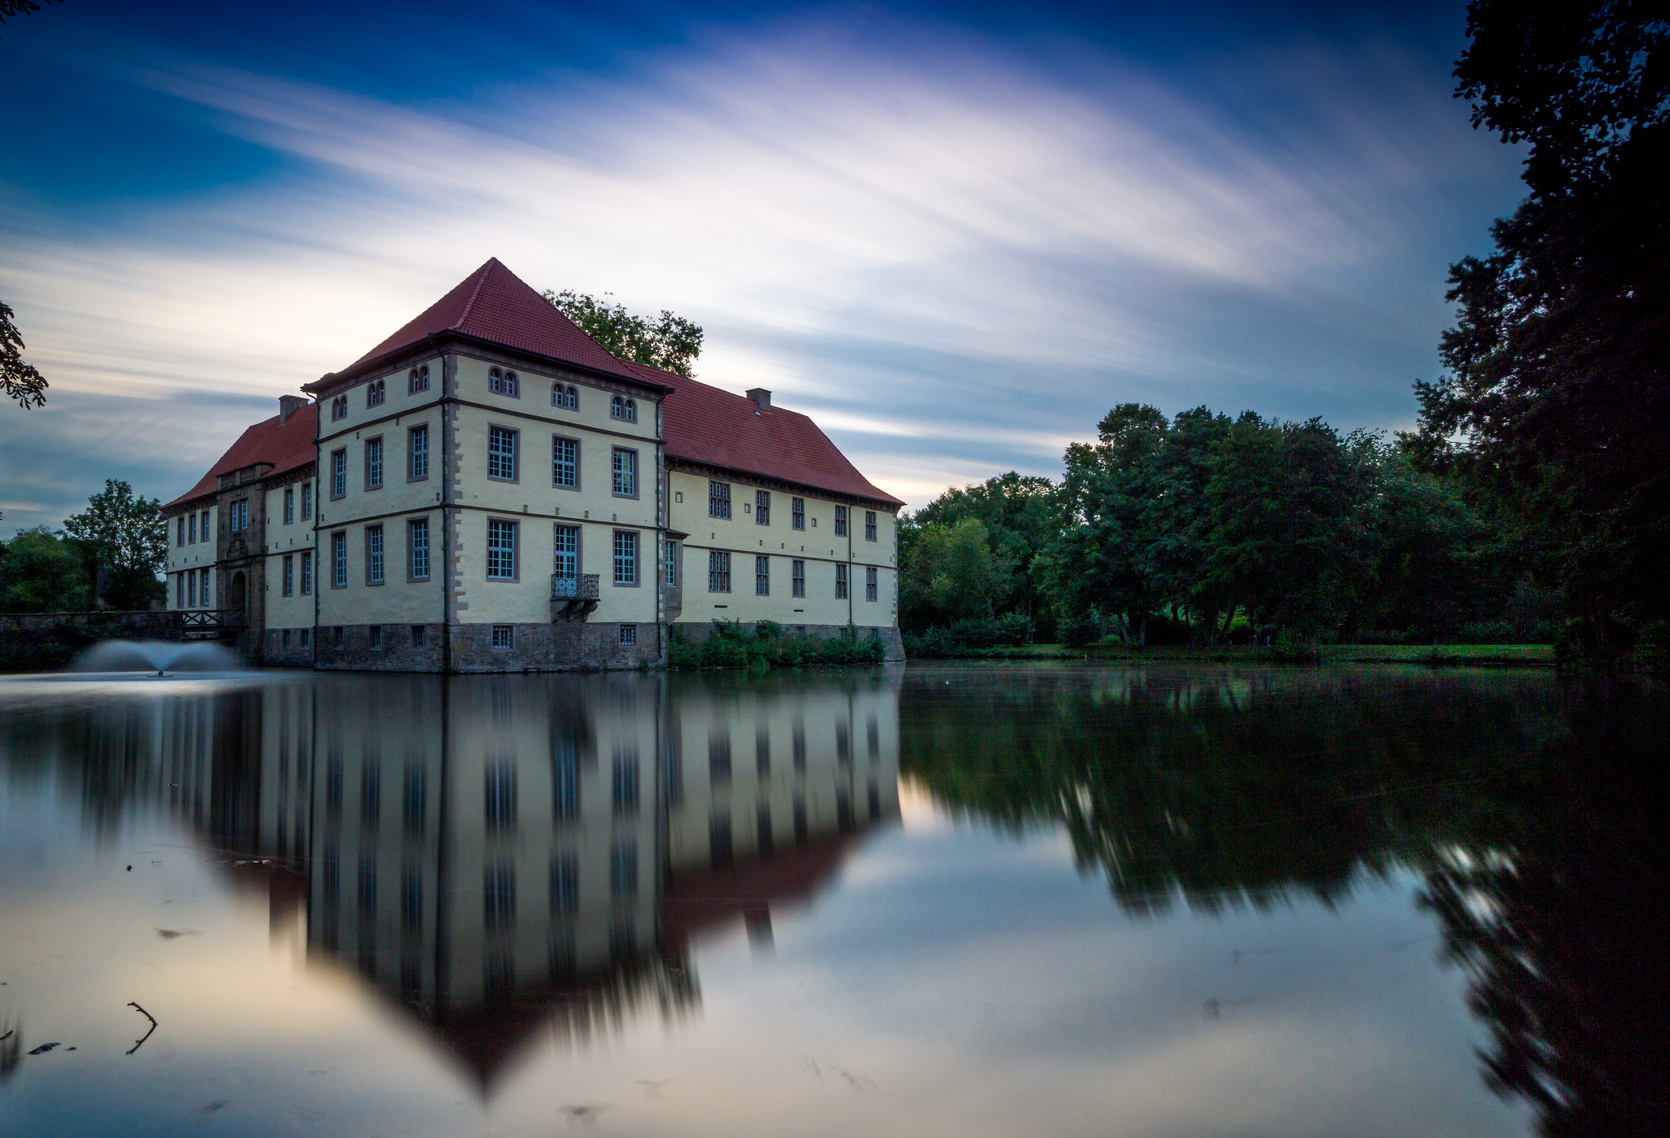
left=487, top=519, right=517, bottom=580
left=488, top=427, right=517, bottom=481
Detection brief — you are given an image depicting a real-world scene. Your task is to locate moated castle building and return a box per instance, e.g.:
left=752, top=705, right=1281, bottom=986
left=162, top=259, right=903, bottom=670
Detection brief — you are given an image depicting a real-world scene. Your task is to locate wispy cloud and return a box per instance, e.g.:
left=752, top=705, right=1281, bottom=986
left=0, top=12, right=1519, bottom=528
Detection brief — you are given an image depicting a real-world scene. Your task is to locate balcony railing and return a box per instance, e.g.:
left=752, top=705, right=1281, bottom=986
left=551, top=574, right=600, bottom=601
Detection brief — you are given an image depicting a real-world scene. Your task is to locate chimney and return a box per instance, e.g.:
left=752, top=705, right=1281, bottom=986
left=279, top=394, right=306, bottom=423
left=746, top=388, right=772, bottom=411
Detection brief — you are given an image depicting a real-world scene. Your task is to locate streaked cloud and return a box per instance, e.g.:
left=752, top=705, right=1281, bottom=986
left=0, top=10, right=1523, bottom=529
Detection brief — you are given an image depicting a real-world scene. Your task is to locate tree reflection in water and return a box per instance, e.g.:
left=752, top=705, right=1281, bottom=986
left=901, top=665, right=1668, bottom=1136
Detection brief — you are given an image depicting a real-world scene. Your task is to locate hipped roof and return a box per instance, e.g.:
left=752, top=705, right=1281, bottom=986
left=621, top=359, right=902, bottom=507
left=165, top=403, right=318, bottom=509
left=322, top=257, right=651, bottom=386
left=174, top=259, right=900, bottom=509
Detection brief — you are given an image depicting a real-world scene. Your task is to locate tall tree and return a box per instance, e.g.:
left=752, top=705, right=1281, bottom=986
left=1405, top=1, right=1670, bottom=656
left=543, top=289, right=703, bottom=377
left=62, top=480, right=166, bottom=609
left=1, top=301, right=48, bottom=410
left=913, top=471, right=1056, bottom=625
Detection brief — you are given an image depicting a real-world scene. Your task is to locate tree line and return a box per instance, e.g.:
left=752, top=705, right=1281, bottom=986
left=0, top=481, right=167, bottom=613
left=907, top=2, right=1667, bottom=664
left=899, top=407, right=1550, bottom=651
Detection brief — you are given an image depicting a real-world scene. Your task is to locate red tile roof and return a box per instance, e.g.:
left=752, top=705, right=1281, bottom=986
left=337, top=258, right=647, bottom=383
left=621, top=360, right=903, bottom=507
left=165, top=403, right=318, bottom=509
left=175, top=258, right=899, bottom=510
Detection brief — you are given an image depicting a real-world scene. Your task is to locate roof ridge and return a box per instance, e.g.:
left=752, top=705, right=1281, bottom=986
left=451, top=259, right=498, bottom=332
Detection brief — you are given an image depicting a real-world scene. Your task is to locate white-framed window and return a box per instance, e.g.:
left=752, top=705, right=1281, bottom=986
left=331, top=395, right=348, bottom=421
left=409, top=364, right=430, bottom=394
left=554, top=525, right=579, bottom=580
left=552, top=383, right=578, bottom=410
left=365, top=437, right=383, bottom=490
left=619, top=624, right=636, bottom=646
left=409, top=424, right=428, bottom=480
left=612, top=447, right=637, bottom=496
left=792, top=497, right=804, bottom=530
left=283, top=487, right=295, bottom=525
left=866, top=565, right=878, bottom=602
left=332, top=531, right=348, bottom=588
left=755, top=555, right=769, bottom=596
left=709, top=480, right=731, bottom=519
left=865, top=510, right=877, bottom=541
left=331, top=449, right=347, bottom=498
left=187, top=569, right=197, bottom=607
left=300, top=551, right=312, bottom=595
left=756, top=490, right=770, bottom=525
left=610, top=395, right=636, bottom=422
left=176, top=573, right=185, bottom=606
left=552, top=436, right=578, bottom=488
left=189, top=513, right=197, bottom=543
left=664, top=540, right=677, bottom=587
left=792, top=559, right=805, bottom=597
left=367, top=377, right=386, bottom=407
left=708, top=550, right=731, bottom=593
left=835, top=505, right=849, bottom=537
left=369, top=624, right=383, bottom=650
left=613, top=530, right=637, bottom=586
left=409, top=517, right=430, bottom=580
left=283, top=555, right=294, bottom=597
left=176, top=516, right=185, bottom=547
left=488, top=426, right=517, bottom=481
left=490, top=624, right=513, bottom=650
left=366, top=525, right=384, bottom=584
left=487, top=519, right=517, bottom=580
left=489, top=367, right=519, bottom=397
left=231, top=499, right=248, bottom=531
left=299, top=486, right=311, bottom=521
left=835, top=562, right=848, bottom=599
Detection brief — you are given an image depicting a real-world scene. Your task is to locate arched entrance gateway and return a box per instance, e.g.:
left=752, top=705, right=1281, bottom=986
left=228, top=571, right=247, bottom=618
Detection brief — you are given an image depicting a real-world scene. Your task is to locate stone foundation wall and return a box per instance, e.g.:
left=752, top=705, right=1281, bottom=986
left=673, top=620, right=905, bottom=663
left=256, top=628, right=318, bottom=669
left=311, top=621, right=662, bottom=672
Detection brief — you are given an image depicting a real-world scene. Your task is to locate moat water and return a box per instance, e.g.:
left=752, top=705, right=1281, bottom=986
left=0, top=663, right=1662, bottom=1137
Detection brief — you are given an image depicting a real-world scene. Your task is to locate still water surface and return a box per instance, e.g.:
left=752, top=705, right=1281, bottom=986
left=0, top=664, right=1661, bottom=1137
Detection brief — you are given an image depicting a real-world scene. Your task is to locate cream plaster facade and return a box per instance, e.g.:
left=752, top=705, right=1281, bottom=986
left=665, top=467, right=898, bottom=631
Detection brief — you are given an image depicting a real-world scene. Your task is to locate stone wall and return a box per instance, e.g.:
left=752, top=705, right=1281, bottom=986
left=311, top=620, right=663, bottom=672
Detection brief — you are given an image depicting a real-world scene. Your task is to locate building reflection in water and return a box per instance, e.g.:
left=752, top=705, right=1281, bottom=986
left=10, top=671, right=900, bottom=1092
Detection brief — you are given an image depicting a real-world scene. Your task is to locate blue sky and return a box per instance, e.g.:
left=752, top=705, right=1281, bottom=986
left=0, top=0, right=1526, bottom=530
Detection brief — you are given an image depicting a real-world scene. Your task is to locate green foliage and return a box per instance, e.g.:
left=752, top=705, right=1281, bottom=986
left=0, top=527, right=92, bottom=612
left=904, top=613, right=1031, bottom=657
left=543, top=289, right=703, bottom=377
left=1, top=300, right=48, bottom=410
left=668, top=621, right=886, bottom=670
left=907, top=472, right=1057, bottom=631
left=898, top=517, right=1013, bottom=630
left=1028, top=404, right=1511, bottom=647
left=62, top=479, right=167, bottom=610
left=1401, top=3, right=1670, bottom=660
